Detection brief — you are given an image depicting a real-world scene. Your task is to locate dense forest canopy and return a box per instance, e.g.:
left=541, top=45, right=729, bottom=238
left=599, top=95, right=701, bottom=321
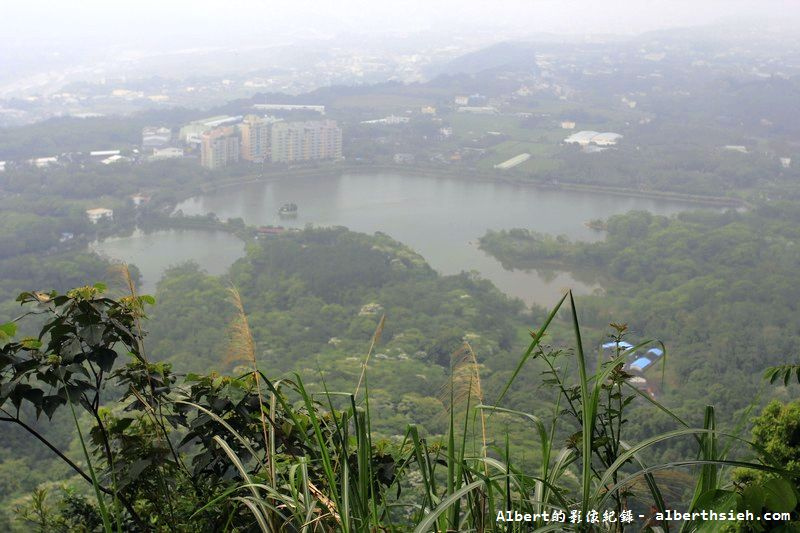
left=480, top=206, right=800, bottom=421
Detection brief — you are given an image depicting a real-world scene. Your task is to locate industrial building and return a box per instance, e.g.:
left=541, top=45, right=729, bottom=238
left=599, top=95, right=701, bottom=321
left=564, top=130, right=623, bottom=146
left=361, top=115, right=410, bottom=125
left=150, top=147, right=184, bottom=160
left=253, top=104, right=325, bottom=114
left=494, top=153, right=531, bottom=170
left=142, top=127, right=172, bottom=148
left=180, top=116, right=242, bottom=144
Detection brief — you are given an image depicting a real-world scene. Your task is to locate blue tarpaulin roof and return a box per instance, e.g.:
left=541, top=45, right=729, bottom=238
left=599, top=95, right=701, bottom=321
left=630, top=357, right=653, bottom=371
left=602, top=341, right=634, bottom=350
left=647, top=348, right=664, bottom=357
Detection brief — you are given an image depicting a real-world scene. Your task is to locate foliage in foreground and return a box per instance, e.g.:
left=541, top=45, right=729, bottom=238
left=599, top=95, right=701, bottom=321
left=1, top=286, right=799, bottom=531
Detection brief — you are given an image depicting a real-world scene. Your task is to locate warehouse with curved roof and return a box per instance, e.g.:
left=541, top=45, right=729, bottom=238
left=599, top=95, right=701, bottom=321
left=564, top=130, right=623, bottom=146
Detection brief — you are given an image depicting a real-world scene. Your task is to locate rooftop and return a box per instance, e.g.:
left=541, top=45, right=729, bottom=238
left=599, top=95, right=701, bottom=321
left=592, top=132, right=623, bottom=144
left=630, top=357, right=653, bottom=371
left=647, top=347, right=664, bottom=357
left=602, top=340, right=634, bottom=350
left=564, top=131, right=599, bottom=144
left=495, top=153, right=531, bottom=170
left=565, top=131, right=622, bottom=146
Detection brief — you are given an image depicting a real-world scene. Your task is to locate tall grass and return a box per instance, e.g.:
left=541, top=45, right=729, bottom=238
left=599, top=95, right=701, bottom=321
left=194, top=291, right=792, bottom=532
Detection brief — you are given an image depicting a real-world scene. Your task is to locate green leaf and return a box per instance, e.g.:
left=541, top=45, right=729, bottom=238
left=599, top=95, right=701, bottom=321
left=140, top=295, right=156, bottom=305
left=21, top=337, right=42, bottom=349
left=21, top=387, right=44, bottom=405
left=111, top=417, right=134, bottom=433
left=742, top=484, right=765, bottom=514
left=93, top=347, right=117, bottom=372
left=41, top=395, right=65, bottom=419
left=0, top=322, right=17, bottom=339
left=412, top=478, right=487, bottom=533
left=59, top=382, right=92, bottom=403
left=81, top=324, right=105, bottom=346
left=764, top=478, right=797, bottom=513
left=691, top=490, right=743, bottom=533
left=222, top=383, right=246, bottom=404
left=92, top=282, right=107, bottom=292
left=695, top=489, right=740, bottom=513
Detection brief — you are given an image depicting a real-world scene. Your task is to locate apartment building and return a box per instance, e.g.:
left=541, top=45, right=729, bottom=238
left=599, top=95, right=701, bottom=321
left=271, top=120, right=342, bottom=163
left=239, top=115, right=271, bottom=163
left=200, top=126, right=239, bottom=169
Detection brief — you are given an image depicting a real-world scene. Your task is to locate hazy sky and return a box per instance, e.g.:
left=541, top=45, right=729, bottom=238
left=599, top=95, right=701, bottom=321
left=4, top=0, right=799, bottom=46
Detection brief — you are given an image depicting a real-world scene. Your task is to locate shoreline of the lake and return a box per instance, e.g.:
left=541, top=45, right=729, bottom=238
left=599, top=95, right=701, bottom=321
left=93, top=168, right=724, bottom=306
left=170, top=171, right=712, bottom=305
left=185, top=163, right=746, bottom=211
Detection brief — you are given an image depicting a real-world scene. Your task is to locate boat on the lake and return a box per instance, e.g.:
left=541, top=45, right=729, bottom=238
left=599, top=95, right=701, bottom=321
left=278, top=203, right=298, bottom=217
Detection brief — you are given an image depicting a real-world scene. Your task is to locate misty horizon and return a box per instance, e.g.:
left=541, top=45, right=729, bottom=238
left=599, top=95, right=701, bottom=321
left=4, top=0, right=800, bottom=52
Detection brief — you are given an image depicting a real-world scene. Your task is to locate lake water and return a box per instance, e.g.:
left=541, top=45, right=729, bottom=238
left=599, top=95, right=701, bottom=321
left=93, top=173, right=709, bottom=306
left=90, top=228, right=246, bottom=294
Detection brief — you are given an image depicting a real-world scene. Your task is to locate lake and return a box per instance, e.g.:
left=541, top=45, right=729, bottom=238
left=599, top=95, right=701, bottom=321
left=90, top=228, right=247, bottom=294
left=94, top=172, right=709, bottom=306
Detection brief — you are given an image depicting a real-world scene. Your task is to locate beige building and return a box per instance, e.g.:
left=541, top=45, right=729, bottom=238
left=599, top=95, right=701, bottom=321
left=201, top=126, right=240, bottom=169
left=302, top=120, right=342, bottom=161
left=270, top=122, right=303, bottom=163
left=239, top=115, right=271, bottom=163
left=270, top=120, right=341, bottom=163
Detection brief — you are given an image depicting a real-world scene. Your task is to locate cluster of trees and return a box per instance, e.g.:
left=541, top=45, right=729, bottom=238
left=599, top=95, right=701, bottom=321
left=0, top=211, right=90, bottom=260
left=480, top=206, right=800, bottom=436
left=145, top=228, right=527, bottom=424
left=543, top=143, right=798, bottom=196
left=0, top=110, right=201, bottom=160
left=0, top=159, right=221, bottom=202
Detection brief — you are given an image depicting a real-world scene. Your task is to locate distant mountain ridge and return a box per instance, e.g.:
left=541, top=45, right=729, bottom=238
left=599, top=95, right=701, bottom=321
left=425, top=41, right=540, bottom=77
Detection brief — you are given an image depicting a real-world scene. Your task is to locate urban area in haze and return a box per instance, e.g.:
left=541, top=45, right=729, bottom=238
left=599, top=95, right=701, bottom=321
left=2, top=1, right=800, bottom=531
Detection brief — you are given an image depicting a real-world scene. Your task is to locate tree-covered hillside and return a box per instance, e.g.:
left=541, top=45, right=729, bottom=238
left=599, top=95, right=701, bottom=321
left=480, top=205, right=800, bottom=428
left=145, top=228, right=532, bottom=436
